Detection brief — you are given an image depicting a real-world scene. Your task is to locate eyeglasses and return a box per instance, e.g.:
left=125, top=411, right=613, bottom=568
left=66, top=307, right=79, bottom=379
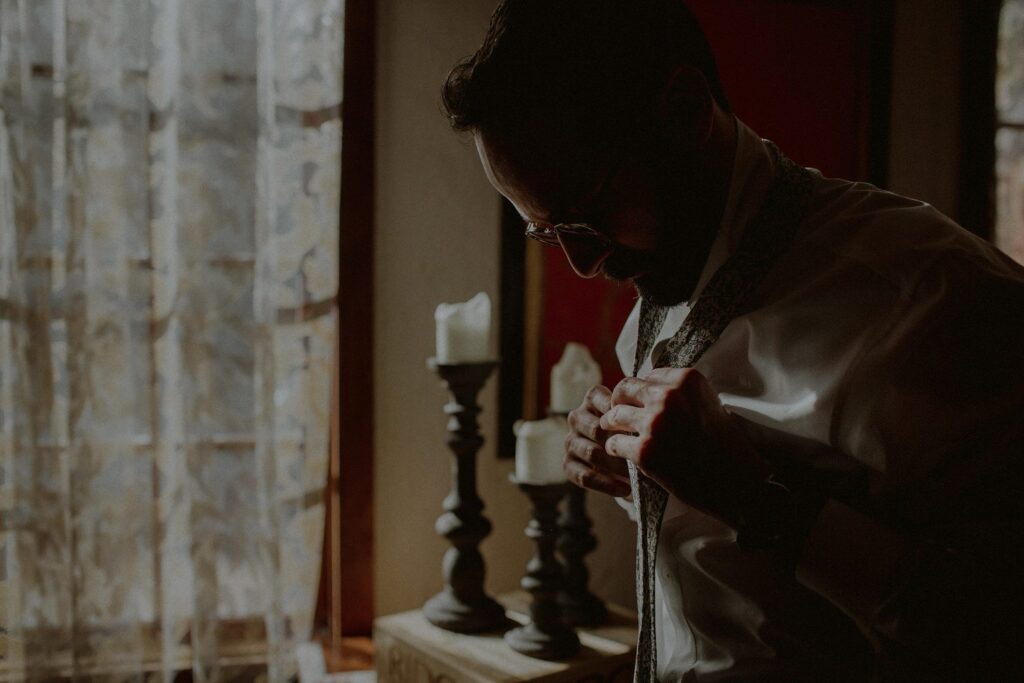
left=522, top=127, right=636, bottom=248
left=524, top=221, right=610, bottom=247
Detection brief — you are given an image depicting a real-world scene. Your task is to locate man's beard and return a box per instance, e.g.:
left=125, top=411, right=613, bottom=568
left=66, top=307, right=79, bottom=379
left=600, top=234, right=707, bottom=307
left=597, top=155, right=718, bottom=306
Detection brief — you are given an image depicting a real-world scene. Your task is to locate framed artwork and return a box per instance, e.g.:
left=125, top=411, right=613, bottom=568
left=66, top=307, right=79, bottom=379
left=497, top=0, right=894, bottom=457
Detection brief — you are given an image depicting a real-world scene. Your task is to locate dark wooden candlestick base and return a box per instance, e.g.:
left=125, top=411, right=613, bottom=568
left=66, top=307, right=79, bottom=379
left=547, top=409, right=608, bottom=627
left=423, top=358, right=508, bottom=634
left=505, top=480, right=580, bottom=660
left=558, top=485, right=609, bottom=626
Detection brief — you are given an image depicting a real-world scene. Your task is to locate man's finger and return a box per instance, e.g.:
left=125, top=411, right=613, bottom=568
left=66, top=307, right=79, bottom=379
left=568, top=406, right=606, bottom=442
left=645, top=367, right=690, bottom=386
left=611, top=377, right=650, bottom=407
left=605, top=433, right=642, bottom=464
left=563, top=456, right=632, bottom=497
left=584, top=385, right=612, bottom=414
left=564, top=434, right=630, bottom=479
left=599, top=404, right=646, bottom=435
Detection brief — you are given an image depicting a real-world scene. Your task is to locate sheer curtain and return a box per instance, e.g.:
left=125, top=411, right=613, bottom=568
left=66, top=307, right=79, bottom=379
left=0, top=1, right=341, bottom=679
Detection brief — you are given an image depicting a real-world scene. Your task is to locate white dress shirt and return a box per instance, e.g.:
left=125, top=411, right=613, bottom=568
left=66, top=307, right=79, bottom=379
left=615, top=119, right=1024, bottom=680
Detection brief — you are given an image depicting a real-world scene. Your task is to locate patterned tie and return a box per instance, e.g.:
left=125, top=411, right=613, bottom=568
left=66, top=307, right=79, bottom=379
left=629, top=142, right=814, bottom=682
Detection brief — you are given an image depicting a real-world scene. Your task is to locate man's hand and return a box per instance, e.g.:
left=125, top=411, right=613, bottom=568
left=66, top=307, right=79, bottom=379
left=599, top=368, right=771, bottom=525
left=563, top=385, right=632, bottom=498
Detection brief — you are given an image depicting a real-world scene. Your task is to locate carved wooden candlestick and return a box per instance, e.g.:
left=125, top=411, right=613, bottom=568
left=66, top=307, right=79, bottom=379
left=423, top=359, right=507, bottom=634
left=548, top=410, right=608, bottom=627
left=505, top=479, right=580, bottom=660
left=558, top=485, right=609, bottom=626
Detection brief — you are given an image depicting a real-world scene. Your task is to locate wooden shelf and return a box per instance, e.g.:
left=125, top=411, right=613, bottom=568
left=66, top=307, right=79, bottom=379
left=373, top=593, right=636, bottom=682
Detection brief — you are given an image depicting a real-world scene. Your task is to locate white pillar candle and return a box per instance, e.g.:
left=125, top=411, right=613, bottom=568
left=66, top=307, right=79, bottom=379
left=549, top=342, right=602, bottom=413
left=434, top=292, right=491, bottom=363
left=513, top=416, right=569, bottom=485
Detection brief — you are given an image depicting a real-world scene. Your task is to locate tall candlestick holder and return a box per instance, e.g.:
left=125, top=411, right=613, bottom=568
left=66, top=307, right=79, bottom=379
left=506, top=478, right=580, bottom=660
left=558, top=485, right=609, bottom=626
left=423, top=358, right=508, bottom=634
left=548, top=410, right=608, bottom=627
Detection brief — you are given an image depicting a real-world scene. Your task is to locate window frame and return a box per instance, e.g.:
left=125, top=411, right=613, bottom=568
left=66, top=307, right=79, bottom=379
left=958, top=0, right=1003, bottom=240
left=316, top=0, right=376, bottom=650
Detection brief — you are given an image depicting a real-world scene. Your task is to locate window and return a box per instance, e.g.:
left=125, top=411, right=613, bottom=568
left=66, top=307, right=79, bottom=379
left=996, top=0, right=1024, bottom=264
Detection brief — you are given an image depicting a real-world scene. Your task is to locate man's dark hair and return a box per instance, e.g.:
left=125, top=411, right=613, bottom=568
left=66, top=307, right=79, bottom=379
left=442, top=0, right=729, bottom=144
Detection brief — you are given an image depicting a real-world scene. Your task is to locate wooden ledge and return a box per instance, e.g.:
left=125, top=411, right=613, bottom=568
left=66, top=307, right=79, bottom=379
left=373, top=592, right=637, bottom=682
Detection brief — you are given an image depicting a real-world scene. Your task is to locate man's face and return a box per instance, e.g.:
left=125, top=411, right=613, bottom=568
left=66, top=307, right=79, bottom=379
left=475, top=124, right=718, bottom=307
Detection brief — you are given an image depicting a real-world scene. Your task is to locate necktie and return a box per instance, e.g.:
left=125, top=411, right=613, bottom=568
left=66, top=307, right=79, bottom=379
left=629, top=142, right=813, bottom=682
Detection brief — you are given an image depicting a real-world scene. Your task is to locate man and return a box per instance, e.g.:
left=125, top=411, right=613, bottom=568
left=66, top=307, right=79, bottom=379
left=442, top=1, right=1024, bottom=680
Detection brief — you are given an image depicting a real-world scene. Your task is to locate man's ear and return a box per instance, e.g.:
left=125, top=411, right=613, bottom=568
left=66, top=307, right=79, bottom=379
left=653, top=64, right=715, bottom=150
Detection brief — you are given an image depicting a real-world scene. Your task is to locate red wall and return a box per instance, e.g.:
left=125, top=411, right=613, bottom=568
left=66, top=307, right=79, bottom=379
left=537, top=0, right=876, bottom=408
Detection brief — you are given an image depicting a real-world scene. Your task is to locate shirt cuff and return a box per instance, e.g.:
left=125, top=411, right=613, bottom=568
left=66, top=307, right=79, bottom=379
left=795, top=498, right=907, bottom=627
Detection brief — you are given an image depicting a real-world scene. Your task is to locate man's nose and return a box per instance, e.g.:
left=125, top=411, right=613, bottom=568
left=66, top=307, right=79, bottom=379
left=558, top=234, right=612, bottom=278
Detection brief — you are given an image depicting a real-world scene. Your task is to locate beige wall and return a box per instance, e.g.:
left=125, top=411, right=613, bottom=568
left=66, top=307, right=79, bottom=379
left=374, top=0, right=515, bottom=619
left=372, top=0, right=969, bottom=620
left=373, top=0, right=642, bottom=618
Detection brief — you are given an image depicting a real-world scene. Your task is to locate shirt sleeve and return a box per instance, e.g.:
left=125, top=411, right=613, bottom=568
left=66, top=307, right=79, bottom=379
left=794, top=430, right=1024, bottom=679
left=791, top=251, right=1024, bottom=679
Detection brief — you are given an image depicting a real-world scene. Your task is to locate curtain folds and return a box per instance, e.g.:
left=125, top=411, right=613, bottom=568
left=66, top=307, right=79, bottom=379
left=0, top=1, right=342, bottom=679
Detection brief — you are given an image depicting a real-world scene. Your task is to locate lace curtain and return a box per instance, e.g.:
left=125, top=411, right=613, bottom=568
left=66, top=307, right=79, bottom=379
left=0, top=1, right=341, bottom=679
